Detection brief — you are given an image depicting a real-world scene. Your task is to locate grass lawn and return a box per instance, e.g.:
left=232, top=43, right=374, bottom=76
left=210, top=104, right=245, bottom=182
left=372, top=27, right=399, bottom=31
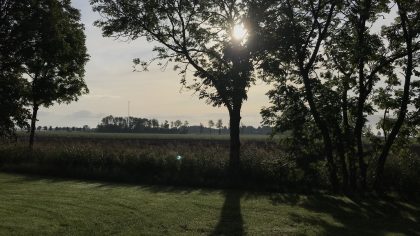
left=0, top=172, right=419, bottom=235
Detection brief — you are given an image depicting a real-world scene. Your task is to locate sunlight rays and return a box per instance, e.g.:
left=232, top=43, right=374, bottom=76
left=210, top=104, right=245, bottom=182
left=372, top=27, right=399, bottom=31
left=232, top=23, right=247, bottom=41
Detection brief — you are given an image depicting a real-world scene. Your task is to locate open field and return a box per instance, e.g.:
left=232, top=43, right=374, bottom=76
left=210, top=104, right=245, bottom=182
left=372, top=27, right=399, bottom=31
left=0, top=139, right=298, bottom=191
left=15, top=132, right=281, bottom=150
left=17, top=131, right=276, bottom=141
left=1, top=172, right=419, bottom=235
left=2, top=132, right=420, bottom=194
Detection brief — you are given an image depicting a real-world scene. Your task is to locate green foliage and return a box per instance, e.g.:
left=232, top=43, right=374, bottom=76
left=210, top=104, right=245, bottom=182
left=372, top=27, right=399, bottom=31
left=255, top=0, right=420, bottom=191
left=91, top=0, right=257, bottom=179
left=1, top=0, right=89, bottom=143
left=0, top=0, right=30, bottom=138
left=382, top=145, right=420, bottom=194
left=21, top=0, right=89, bottom=108
left=0, top=76, right=29, bottom=139
left=91, top=0, right=254, bottom=109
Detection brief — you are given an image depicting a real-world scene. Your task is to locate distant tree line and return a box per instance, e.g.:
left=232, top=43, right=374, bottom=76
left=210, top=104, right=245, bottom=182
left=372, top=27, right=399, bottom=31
left=32, top=125, right=91, bottom=132
left=97, top=115, right=189, bottom=134
left=95, top=115, right=271, bottom=135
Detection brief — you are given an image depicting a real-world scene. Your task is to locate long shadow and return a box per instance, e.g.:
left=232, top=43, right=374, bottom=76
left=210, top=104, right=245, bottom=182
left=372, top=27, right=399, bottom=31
left=270, top=193, right=420, bottom=235
left=211, top=190, right=244, bottom=236
left=5, top=172, right=420, bottom=235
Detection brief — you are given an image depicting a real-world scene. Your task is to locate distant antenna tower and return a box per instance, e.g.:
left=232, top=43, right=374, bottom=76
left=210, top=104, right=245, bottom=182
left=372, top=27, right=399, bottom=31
left=127, top=101, right=130, bottom=127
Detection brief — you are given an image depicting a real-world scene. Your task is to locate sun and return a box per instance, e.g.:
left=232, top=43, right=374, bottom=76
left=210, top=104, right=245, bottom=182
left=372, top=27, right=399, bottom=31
left=232, top=23, right=247, bottom=41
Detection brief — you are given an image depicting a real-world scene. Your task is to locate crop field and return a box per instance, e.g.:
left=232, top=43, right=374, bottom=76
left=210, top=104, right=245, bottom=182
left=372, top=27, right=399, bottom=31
left=1, top=172, right=419, bottom=235
left=0, top=132, right=297, bottom=191
left=18, top=131, right=277, bottom=141
left=2, top=131, right=420, bottom=193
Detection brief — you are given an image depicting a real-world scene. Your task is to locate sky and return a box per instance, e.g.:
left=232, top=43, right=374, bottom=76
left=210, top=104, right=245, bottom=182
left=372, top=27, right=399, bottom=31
left=36, top=0, right=272, bottom=128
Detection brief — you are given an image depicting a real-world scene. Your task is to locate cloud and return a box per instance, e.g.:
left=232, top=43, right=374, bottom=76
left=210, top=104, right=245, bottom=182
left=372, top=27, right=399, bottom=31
left=83, top=94, right=122, bottom=100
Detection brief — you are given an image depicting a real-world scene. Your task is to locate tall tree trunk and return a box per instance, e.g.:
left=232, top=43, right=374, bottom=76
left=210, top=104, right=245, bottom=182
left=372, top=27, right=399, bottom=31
left=342, top=78, right=357, bottom=191
left=353, top=0, right=372, bottom=191
left=356, top=132, right=367, bottom=191
left=29, top=104, right=39, bottom=149
left=289, top=1, right=338, bottom=192
left=354, top=55, right=368, bottom=191
left=228, top=106, right=241, bottom=187
left=302, top=74, right=339, bottom=192
left=374, top=2, right=412, bottom=192
left=335, top=125, right=349, bottom=192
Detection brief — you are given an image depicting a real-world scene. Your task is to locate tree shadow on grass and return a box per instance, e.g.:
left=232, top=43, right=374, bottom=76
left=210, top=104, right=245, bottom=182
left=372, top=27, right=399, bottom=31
left=4, top=172, right=420, bottom=235
left=270, top=194, right=420, bottom=235
left=211, top=190, right=244, bottom=236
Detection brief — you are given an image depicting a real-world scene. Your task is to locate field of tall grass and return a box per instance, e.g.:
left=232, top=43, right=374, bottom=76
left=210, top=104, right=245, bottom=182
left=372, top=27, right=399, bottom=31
left=1, top=133, right=420, bottom=194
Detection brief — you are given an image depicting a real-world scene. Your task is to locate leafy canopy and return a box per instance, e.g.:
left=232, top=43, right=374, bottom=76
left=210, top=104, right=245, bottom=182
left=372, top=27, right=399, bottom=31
left=91, top=0, right=254, bottom=111
left=22, top=0, right=89, bottom=108
left=0, top=0, right=31, bottom=138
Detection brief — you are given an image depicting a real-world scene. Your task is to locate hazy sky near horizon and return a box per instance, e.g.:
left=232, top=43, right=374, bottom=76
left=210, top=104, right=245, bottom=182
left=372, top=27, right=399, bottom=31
left=36, top=0, right=272, bottom=128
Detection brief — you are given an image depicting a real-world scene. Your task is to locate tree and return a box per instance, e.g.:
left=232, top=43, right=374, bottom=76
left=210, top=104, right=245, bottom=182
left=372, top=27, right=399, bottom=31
left=199, top=123, right=204, bottom=134
left=268, top=0, right=339, bottom=192
left=0, top=0, right=30, bottom=139
left=21, top=0, right=89, bottom=148
left=91, top=0, right=255, bottom=182
left=181, top=120, right=189, bottom=133
left=163, top=120, right=170, bottom=129
left=208, top=120, right=215, bottom=134
left=151, top=119, right=159, bottom=128
left=256, top=0, right=420, bottom=192
left=216, top=119, right=223, bottom=135
left=322, top=0, right=420, bottom=191
left=82, top=125, right=90, bottom=131
left=174, top=120, right=183, bottom=129
left=373, top=0, right=420, bottom=191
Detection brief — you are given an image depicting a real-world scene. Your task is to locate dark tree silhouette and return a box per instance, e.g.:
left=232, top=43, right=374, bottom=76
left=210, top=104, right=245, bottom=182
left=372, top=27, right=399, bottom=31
left=91, top=0, right=255, bottom=183
left=0, top=0, right=30, bottom=138
left=253, top=0, right=341, bottom=191
left=216, top=119, right=223, bottom=135
left=19, top=0, right=89, bottom=148
left=208, top=120, right=215, bottom=134
left=374, top=0, right=420, bottom=192
left=256, top=0, right=420, bottom=192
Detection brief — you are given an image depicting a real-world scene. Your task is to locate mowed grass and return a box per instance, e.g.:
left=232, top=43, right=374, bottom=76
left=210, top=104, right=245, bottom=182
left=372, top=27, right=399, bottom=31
left=0, top=173, right=419, bottom=235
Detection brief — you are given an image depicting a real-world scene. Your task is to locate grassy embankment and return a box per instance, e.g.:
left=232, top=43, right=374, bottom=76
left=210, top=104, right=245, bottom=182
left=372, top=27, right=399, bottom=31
left=0, top=172, right=419, bottom=235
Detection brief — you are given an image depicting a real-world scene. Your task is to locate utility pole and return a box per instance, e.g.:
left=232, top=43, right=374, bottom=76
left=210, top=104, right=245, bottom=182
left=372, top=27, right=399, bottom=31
left=127, top=101, right=130, bottom=128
